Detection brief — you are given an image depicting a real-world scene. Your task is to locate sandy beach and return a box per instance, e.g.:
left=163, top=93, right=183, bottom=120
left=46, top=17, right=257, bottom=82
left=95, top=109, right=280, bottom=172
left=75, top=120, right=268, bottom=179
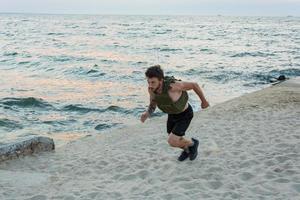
left=0, top=77, right=299, bottom=200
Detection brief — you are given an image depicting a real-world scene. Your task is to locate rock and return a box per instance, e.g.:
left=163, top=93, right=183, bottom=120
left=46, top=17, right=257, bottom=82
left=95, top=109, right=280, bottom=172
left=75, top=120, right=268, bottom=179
left=271, top=75, right=288, bottom=85
left=0, top=136, right=55, bottom=162
left=277, top=75, right=286, bottom=81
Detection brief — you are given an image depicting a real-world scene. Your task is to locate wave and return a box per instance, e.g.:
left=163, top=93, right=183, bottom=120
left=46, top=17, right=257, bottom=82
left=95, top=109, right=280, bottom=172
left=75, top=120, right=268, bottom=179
left=205, top=67, right=300, bottom=85
left=247, top=68, right=300, bottom=85
left=149, top=47, right=182, bottom=52
left=62, top=104, right=103, bottom=113
left=86, top=66, right=106, bottom=76
left=42, top=119, right=77, bottom=126
left=231, top=52, right=275, bottom=58
left=0, top=97, right=54, bottom=109
left=47, top=32, right=65, bottom=36
left=87, top=69, right=99, bottom=74
left=104, top=105, right=134, bottom=114
left=100, top=59, right=119, bottom=64
left=66, top=66, right=106, bottom=77
left=200, top=48, right=211, bottom=52
left=46, top=55, right=71, bottom=62
left=269, top=68, right=300, bottom=77
left=241, top=73, right=275, bottom=86
left=0, top=118, right=23, bottom=131
left=0, top=59, right=10, bottom=63
left=116, top=23, right=130, bottom=27
left=61, top=104, right=144, bottom=116
left=18, top=61, right=31, bottom=65
left=43, top=55, right=94, bottom=63
left=133, top=61, right=148, bottom=65
left=94, top=123, right=120, bottom=131
left=3, top=52, right=18, bottom=56
left=62, top=104, right=131, bottom=114
left=184, top=68, right=213, bottom=76
left=206, top=71, right=243, bottom=83
left=94, top=33, right=106, bottom=36
left=160, top=48, right=182, bottom=52
left=152, top=29, right=172, bottom=35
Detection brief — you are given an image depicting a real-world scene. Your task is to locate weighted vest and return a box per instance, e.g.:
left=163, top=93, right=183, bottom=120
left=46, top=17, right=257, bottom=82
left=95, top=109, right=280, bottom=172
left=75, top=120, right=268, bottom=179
left=154, top=76, right=188, bottom=114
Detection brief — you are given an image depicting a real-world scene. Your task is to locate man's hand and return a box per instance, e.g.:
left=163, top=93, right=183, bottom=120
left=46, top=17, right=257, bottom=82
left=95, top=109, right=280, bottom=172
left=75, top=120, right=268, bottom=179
left=140, top=112, right=150, bottom=123
left=201, top=100, right=209, bottom=109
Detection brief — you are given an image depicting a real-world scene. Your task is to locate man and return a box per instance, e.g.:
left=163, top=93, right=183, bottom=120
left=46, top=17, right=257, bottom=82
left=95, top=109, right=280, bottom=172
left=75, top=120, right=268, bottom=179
left=140, top=65, right=209, bottom=161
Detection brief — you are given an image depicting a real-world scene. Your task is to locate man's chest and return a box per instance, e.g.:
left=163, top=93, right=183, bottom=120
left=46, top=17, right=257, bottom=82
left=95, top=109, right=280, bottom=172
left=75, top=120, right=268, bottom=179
left=167, top=90, right=182, bottom=102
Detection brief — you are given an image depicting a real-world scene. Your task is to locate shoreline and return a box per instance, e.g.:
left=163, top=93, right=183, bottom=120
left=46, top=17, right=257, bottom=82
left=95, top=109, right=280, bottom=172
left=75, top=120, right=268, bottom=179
left=0, top=77, right=299, bottom=199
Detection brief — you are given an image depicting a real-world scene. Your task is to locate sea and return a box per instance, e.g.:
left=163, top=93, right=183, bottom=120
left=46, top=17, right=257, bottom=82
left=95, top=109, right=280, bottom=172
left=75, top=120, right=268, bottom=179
left=0, top=14, right=299, bottom=145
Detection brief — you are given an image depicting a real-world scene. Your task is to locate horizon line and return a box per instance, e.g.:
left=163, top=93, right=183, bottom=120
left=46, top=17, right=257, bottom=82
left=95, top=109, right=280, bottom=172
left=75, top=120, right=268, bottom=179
left=0, top=11, right=299, bottom=18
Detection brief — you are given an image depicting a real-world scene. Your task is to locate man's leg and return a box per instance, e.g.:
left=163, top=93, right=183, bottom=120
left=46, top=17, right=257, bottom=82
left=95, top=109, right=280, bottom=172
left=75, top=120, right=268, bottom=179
left=168, top=133, right=193, bottom=149
left=168, top=133, right=195, bottom=161
left=167, top=104, right=199, bottom=161
left=168, top=133, right=199, bottom=161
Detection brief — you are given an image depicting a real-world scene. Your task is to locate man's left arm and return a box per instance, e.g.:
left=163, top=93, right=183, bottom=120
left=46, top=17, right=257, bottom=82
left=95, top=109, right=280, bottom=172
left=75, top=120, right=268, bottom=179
left=171, top=81, right=209, bottom=109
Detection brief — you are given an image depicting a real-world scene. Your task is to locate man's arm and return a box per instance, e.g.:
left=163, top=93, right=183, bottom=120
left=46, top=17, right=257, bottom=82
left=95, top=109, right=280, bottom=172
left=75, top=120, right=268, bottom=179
left=140, top=89, right=157, bottom=123
left=147, top=89, right=157, bottom=116
left=170, top=81, right=209, bottom=108
left=147, top=95, right=156, bottom=115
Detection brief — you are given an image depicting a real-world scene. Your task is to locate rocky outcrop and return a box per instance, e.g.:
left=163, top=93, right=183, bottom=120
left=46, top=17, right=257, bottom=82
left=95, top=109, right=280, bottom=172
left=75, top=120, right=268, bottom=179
left=0, top=136, right=55, bottom=162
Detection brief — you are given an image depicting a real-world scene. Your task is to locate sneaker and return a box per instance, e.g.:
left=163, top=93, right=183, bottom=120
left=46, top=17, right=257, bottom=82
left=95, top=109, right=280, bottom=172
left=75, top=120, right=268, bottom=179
left=188, top=138, right=199, bottom=160
left=178, top=150, right=189, bottom=161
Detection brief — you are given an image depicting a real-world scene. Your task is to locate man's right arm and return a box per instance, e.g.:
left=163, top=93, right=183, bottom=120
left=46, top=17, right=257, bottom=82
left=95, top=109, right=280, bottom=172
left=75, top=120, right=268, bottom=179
left=147, top=93, right=157, bottom=116
left=140, top=89, right=157, bottom=123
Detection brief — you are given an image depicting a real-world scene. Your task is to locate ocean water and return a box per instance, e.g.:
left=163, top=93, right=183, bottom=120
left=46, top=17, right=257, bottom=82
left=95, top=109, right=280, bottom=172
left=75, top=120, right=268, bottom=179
left=0, top=14, right=299, bottom=144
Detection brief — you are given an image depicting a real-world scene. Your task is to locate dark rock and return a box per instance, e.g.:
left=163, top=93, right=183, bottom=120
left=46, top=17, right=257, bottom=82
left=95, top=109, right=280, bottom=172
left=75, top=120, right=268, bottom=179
left=277, top=75, right=286, bottom=81
left=0, top=136, right=55, bottom=162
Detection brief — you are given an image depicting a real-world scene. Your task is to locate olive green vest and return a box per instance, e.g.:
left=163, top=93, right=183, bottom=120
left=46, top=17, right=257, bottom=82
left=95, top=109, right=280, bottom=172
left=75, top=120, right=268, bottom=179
left=154, top=76, right=188, bottom=114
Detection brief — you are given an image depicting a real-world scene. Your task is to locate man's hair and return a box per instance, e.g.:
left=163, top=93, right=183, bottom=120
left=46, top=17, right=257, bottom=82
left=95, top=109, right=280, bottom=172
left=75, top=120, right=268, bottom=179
left=145, top=65, right=164, bottom=80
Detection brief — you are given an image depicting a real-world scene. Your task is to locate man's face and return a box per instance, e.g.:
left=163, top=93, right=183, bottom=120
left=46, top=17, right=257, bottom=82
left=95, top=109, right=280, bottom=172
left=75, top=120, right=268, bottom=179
left=147, top=77, right=162, bottom=93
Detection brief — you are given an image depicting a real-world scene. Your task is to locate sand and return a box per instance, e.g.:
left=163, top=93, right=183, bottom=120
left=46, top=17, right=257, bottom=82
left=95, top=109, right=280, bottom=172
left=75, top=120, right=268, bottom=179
left=0, top=77, right=299, bottom=200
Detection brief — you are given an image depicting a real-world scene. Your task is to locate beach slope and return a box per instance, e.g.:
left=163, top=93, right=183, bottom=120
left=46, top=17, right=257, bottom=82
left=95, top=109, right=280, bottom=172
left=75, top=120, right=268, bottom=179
left=0, top=78, right=299, bottom=200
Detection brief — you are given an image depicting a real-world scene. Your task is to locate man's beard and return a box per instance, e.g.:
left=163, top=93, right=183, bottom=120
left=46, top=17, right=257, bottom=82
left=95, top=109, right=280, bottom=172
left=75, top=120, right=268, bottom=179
left=153, top=83, right=162, bottom=93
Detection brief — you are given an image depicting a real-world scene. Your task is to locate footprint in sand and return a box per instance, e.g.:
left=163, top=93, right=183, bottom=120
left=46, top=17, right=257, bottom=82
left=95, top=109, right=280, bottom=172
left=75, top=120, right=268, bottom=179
left=273, top=178, right=290, bottom=183
left=239, top=159, right=259, bottom=168
left=239, top=171, right=255, bottom=181
left=63, top=195, right=76, bottom=200
left=208, top=180, right=223, bottom=190
left=202, top=139, right=221, bottom=156
left=26, top=195, right=47, bottom=200
left=118, top=169, right=150, bottom=181
left=207, top=166, right=223, bottom=173
left=87, top=192, right=100, bottom=199
left=178, top=181, right=199, bottom=190
left=118, top=173, right=137, bottom=181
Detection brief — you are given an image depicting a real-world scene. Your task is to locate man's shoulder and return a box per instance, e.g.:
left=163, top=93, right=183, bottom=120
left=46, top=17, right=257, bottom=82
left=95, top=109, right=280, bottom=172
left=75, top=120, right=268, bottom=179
left=169, top=81, right=183, bottom=92
left=164, top=76, right=182, bottom=82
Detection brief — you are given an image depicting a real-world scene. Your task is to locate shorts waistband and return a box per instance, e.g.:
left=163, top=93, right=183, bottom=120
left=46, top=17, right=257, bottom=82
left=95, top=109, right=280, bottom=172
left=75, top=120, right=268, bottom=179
left=169, top=103, right=192, bottom=116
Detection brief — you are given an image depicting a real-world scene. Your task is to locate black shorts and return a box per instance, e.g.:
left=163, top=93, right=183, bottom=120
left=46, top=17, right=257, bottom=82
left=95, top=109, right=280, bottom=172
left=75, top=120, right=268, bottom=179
left=167, top=104, right=193, bottom=136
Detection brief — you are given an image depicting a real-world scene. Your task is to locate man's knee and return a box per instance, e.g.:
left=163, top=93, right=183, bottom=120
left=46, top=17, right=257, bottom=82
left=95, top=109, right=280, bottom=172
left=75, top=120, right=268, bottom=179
left=167, top=138, right=177, bottom=147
